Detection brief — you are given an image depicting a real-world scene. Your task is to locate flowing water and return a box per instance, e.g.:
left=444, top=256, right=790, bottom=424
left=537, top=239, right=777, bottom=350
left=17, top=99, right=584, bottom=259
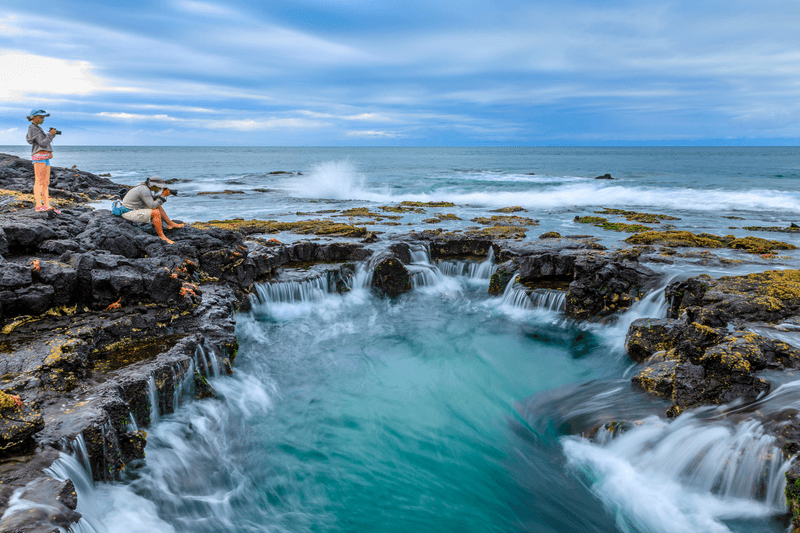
left=3, top=147, right=799, bottom=532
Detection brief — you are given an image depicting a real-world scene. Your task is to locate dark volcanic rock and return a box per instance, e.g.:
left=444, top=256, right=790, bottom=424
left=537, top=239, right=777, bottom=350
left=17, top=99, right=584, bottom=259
left=371, top=257, right=411, bottom=297
left=0, top=152, right=121, bottom=200
left=787, top=463, right=800, bottom=529
left=625, top=318, right=683, bottom=363
left=0, top=401, right=45, bottom=453
left=489, top=260, right=516, bottom=295
left=428, top=238, right=493, bottom=259
left=565, top=251, right=660, bottom=320
left=389, top=243, right=412, bottom=264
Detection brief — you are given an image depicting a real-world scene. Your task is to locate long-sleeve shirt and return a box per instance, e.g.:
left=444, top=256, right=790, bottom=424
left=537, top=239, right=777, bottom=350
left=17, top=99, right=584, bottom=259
left=26, top=123, right=55, bottom=154
left=121, top=183, right=166, bottom=210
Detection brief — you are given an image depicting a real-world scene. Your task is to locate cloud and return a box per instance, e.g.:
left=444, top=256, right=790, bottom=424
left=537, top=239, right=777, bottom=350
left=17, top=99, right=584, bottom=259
left=299, top=110, right=393, bottom=122
left=173, top=0, right=234, bottom=17
left=0, top=16, right=20, bottom=35
left=346, top=130, right=403, bottom=138
left=0, top=50, right=137, bottom=101
left=96, top=112, right=181, bottom=121
left=208, top=118, right=330, bottom=130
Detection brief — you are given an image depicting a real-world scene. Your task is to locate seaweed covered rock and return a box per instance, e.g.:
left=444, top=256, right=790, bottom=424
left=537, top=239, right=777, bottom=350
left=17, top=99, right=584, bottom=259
left=631, top=360, right=678, bottom=397
left=667, top=269, right=800, bottom=325
left=625, top=318, right=683, bottom=363
left=630, top=286, right=800, bottom=414
left=625, top=230, right=726, bottom=248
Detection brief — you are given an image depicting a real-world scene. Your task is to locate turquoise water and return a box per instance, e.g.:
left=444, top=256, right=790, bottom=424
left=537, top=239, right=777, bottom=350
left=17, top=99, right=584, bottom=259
left=15, top=147, right=799, bottom=532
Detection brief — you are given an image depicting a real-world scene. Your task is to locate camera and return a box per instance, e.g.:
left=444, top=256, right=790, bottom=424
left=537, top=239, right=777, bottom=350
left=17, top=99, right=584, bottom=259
left=53, top=129, right=62, bottom=135
left=170, top=189, right=179, bottom=196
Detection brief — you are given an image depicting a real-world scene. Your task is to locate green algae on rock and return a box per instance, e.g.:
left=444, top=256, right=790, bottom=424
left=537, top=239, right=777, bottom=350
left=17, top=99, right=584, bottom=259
left=595, top=208, right=680, bottom=223
left=471, top=215, right=538, bottom=227
left=726, top=236, right=798, bottom=254
left=625, top=230, right=726, bottom=247
left=742, top=225, right=800, bottom=233
left=400, top=201, right=456, bottom=208
left=379, top=205, right=426, bottom=213
left=192, top=218, right=368, bottom=237
left=491, top=206, right=526, bottom=213
left=539, top=231, right=562, bottom=239
left=574, top=216, right=650, bottom=233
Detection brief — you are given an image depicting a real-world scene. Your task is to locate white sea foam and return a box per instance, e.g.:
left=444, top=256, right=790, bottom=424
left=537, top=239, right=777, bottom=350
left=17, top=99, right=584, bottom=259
left=279, top=162, right=800, bottom=212
left=562, top=414, right=790, bottom=533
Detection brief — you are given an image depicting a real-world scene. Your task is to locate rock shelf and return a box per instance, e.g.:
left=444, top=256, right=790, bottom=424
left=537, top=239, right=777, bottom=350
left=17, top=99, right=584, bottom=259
left=4, top=153, right=800, bottom=529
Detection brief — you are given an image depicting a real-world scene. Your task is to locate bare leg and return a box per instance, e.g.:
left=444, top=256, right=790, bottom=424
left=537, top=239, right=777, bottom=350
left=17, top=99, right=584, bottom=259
left=33, top=162, right=46, bottom=208
left=43, top=165, right=51, bottom=209
left=151, top=209, right=174, bottom=244
left=158, top=206, right=184, bottom=229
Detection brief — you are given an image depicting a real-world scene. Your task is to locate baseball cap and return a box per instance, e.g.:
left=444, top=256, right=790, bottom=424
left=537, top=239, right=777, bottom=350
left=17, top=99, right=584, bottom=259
left=28, top=109, right=50, bottom=118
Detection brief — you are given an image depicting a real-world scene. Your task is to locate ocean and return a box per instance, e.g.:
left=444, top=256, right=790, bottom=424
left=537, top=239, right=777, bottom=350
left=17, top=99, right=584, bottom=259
left=4, top=146, right=800, bottom=533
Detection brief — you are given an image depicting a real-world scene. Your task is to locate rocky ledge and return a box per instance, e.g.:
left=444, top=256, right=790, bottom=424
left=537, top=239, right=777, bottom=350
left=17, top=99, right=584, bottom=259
left=3, top=153, right=800, bottom=530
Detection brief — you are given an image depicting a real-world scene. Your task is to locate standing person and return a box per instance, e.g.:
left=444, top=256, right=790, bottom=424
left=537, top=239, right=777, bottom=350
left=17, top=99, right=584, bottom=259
left=120, top=176, right=184, bottom=244
left=25, top=109, right=60, bottom=213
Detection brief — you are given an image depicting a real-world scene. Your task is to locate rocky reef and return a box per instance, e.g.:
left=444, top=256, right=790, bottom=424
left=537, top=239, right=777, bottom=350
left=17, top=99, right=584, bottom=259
left=4, top=152, right=800, bottom=529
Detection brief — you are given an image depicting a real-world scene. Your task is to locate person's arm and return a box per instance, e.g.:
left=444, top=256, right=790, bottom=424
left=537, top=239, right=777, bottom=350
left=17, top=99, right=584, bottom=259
left=137, top=187, right=166, bottom=209
left=122, top=185, right=165, bottom=210
left=26, top=125, right=54, bottom=146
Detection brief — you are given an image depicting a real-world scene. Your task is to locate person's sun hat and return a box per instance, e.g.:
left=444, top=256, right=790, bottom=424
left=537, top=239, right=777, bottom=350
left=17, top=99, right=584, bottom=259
left=28, top=109, right=50, bottom=118
left=145, top=176, right=168, bottom=188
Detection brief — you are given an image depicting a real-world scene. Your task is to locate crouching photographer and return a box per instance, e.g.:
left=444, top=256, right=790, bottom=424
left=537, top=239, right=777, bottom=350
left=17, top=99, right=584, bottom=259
left=120, top=176, right=184, bottom=244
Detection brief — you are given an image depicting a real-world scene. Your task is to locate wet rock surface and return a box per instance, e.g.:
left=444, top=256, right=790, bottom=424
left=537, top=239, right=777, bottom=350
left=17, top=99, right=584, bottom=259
left=628, top=270, right=800, bottom=416
left=4, top=156, right=800, bottom=528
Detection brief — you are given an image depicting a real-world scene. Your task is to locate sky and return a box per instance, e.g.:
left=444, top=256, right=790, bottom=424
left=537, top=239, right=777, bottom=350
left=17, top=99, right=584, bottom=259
left=1, top=0, right=799, bottom=146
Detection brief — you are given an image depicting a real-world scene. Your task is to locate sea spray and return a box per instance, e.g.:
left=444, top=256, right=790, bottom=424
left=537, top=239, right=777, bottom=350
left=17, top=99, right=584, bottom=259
left=284, top=160, right=369, bottom=200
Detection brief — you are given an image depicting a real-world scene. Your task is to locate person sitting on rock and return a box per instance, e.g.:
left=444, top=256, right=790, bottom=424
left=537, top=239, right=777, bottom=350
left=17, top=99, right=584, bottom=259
left=120, top=176, right=184, bottom=244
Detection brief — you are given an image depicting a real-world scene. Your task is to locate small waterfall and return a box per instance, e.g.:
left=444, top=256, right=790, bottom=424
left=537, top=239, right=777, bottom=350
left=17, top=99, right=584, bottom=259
left=429, top=246, right=495, bottom=280
left=42, top=436, right=104, bottom=533
left=194, top=346, right=209, bottom=376
left=409, top=264, right=445, bottom=288
left=125, top=410, right=139, bottom=433
left=498, top=274, right=566, bottom=312
left=196, top=344, right=219, bottom=378
left=147, top=375, right=160, bottom=426
left=346, top=263, right=373, bottom=290
left=252, top=275, right=331, bottom=304
left=528, top=290, right=567, bottom=312
left=472, top=246, right=495, bottom=279
left=409, top=245, right=431, bottom=265
left=562, top=414, right=791, bottom=532
left=72, top=433, right=93, bottom=480
left=173, top=359, right=195, bottom=408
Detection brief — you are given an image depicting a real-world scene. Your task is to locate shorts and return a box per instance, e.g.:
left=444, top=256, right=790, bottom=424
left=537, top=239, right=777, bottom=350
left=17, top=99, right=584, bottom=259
left=32, top=151, right=52, bottom=165
left=122, top=209, right=153, bottom=224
